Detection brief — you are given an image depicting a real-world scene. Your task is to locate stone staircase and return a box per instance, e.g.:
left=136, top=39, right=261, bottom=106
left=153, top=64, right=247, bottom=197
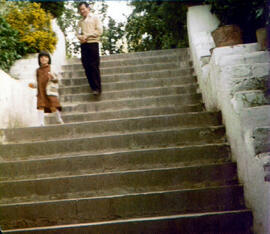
left=0, top=48, right=253, bottom=233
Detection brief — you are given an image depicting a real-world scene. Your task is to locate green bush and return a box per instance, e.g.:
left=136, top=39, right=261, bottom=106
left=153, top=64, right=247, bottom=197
left=125, top=2, right=188, bottom=52
left=5, top=2, right=57, bottom=53
left=31, top=1, right=65, bottom=18
left=0, top=15, right=27, bottom=72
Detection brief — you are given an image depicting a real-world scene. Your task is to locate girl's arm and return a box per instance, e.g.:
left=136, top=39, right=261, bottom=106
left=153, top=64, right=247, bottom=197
left=28, top=83, right=36, bottom=88
left=29, top=70, right=38, bottom=88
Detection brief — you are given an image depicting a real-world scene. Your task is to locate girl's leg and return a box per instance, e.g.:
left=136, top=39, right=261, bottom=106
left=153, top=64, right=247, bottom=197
left=51, top=107, right=64, bottom=124
left=56, top=110, right=64, bottom=124
left=38, top=108, right=45, bottom=126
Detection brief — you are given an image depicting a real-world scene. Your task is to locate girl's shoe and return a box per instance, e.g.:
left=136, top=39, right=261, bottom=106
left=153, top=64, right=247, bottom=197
left=38, top=110, right=45, bottom=127
left=55, top=110, right=64, bottom=124
left=58, top=118, right=64, bottom=124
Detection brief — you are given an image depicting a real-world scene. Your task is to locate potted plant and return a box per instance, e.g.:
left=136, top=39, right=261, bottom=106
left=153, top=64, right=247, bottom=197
left=206, top=0, right=267, bottom=48
left=253, top=0, right=269, bottom=50
left=206, top=0, right=245, bottom=47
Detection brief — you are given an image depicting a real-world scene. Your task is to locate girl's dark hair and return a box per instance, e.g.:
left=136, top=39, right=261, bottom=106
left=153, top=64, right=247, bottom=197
left=78, top=2, right=89, bottom=9
left=38, top=51, right=51, bottom=66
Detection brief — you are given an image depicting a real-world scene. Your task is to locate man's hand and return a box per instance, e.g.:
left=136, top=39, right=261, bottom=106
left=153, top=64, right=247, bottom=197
left=87, top=33, right=98, bottom=38
left=78, top=35, right=87, bottom=44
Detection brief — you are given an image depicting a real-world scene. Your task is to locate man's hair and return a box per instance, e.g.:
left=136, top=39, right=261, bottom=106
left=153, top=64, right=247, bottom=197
left=78, top=2, right=89, bottom=9
left=38, top=51, right=51, bottom=66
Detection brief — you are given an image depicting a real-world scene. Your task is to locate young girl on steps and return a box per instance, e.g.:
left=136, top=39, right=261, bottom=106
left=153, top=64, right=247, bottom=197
left=29, top=51, right=64, bottom=126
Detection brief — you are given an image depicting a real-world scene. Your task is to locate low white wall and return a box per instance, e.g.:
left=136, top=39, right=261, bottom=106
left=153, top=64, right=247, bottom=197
left=51, top=19, right=66, bottom=73
left=0, top=70, right=39, bottom=129
left=187, top=5, right=270, bottom=234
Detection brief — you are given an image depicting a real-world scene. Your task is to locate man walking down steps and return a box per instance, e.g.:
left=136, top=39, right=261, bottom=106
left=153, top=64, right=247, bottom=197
left=76, top=2, right=103, bottom=96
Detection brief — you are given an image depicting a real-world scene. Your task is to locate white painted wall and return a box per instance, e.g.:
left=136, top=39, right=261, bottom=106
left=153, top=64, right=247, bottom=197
left=187, top=5, right=270, bottom=234
left=0, top=70, right=39, bottom=129
left=51, top=19, right=66, bottom=73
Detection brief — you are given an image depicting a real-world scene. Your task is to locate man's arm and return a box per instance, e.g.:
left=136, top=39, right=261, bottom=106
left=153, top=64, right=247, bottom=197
left=94, top=16, right=103, bottom=37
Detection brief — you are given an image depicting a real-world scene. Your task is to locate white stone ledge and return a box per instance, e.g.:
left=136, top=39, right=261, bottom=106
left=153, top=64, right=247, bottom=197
left=231, top=90, right=268, bottom=113
left=263, top=154, right=270, bottom=182
left=10, top=54, right=38, bottom=81
left=211, top=43, right=260, bottom=63
left=254, top=152, right=270, bottom=182
left=221, top=63, right=270, bottom=79
left=192, top=31, right=215, bottom=58
left=217, top=51, right=269, bottom=67
left=252, top=127, right=270, bottom=154
left=225, top=76, right=268, bottom=97
left=240, top=105, right=270, bottom=129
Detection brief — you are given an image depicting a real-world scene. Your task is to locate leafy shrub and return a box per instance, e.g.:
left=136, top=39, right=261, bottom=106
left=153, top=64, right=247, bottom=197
left=5, top=2, right=57, bottom=53
left=0, top=15, right=27, bottom=72
left=125, top=2, right=188, bottom=52
left=31, top=1, right=65, bottom=18
left=101, top=17, right=125, bottom=55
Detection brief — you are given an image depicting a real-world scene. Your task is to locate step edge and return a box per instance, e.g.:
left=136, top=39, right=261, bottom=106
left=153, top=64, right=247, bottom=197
left=0, top=161, right=236, bottom=184
left=0, top=143, right=230, bottom=164
left=2, top=209, right=252, bottom=233
left=0, top=184, right=243, bottom=207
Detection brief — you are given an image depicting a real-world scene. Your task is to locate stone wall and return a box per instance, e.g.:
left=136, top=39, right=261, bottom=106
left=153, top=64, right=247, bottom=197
left=187, top=5, right=270, bottom=234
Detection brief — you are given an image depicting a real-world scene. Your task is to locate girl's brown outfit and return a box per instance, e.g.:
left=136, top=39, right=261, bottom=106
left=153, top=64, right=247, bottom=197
left=36, top=64, right=62, bottom=113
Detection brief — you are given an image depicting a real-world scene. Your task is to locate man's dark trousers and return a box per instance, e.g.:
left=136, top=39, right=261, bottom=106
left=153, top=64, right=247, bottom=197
left=81, top=42, right=102, bottom=93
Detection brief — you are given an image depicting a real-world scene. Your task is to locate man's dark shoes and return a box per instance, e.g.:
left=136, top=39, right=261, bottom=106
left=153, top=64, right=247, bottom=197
left=93, top=90, right=101, bottom=96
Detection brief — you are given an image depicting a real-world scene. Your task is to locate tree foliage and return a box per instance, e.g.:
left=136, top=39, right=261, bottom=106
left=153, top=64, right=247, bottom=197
left=101, top=17, right=125, bottom=55
left=5, top=2, right=57, bottom=53
left=0, top=15, right=27, bottom=71
left=31, top=1, right=65, bottom=18
left=125, top=1, right=188, bottom=52
left=57, top=2, right=82, bottom=57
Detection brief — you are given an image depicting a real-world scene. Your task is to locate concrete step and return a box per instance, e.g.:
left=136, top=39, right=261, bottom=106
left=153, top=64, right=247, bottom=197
left=0, top=185, right=245, bottom=230
left=45, top=104, right=204, bottom=124
left=60, top=74, right=196, bottom=89
left=61, top=67, right=194, bottom=80
left=60, top=81, right=197, bottom=96
left=63, top=55, right=192, bottom=71
left=100, top=48, right=189, bottom=60
left=2, top=112, right=221, bottom=144
left=60, top=85, right=199, bottom=103
left=62, top=62, right=182, bottom=78
left=67, top=48, right=190, bottom=64
left=2, top=210, right=253, bottom=234
left=0, top=162, right=238, bottom=204
left=61, top=94, right=202, bottom=113
left=0, top=144, right=230, bottom=181
left=0, top=127, right=226, bottom=160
